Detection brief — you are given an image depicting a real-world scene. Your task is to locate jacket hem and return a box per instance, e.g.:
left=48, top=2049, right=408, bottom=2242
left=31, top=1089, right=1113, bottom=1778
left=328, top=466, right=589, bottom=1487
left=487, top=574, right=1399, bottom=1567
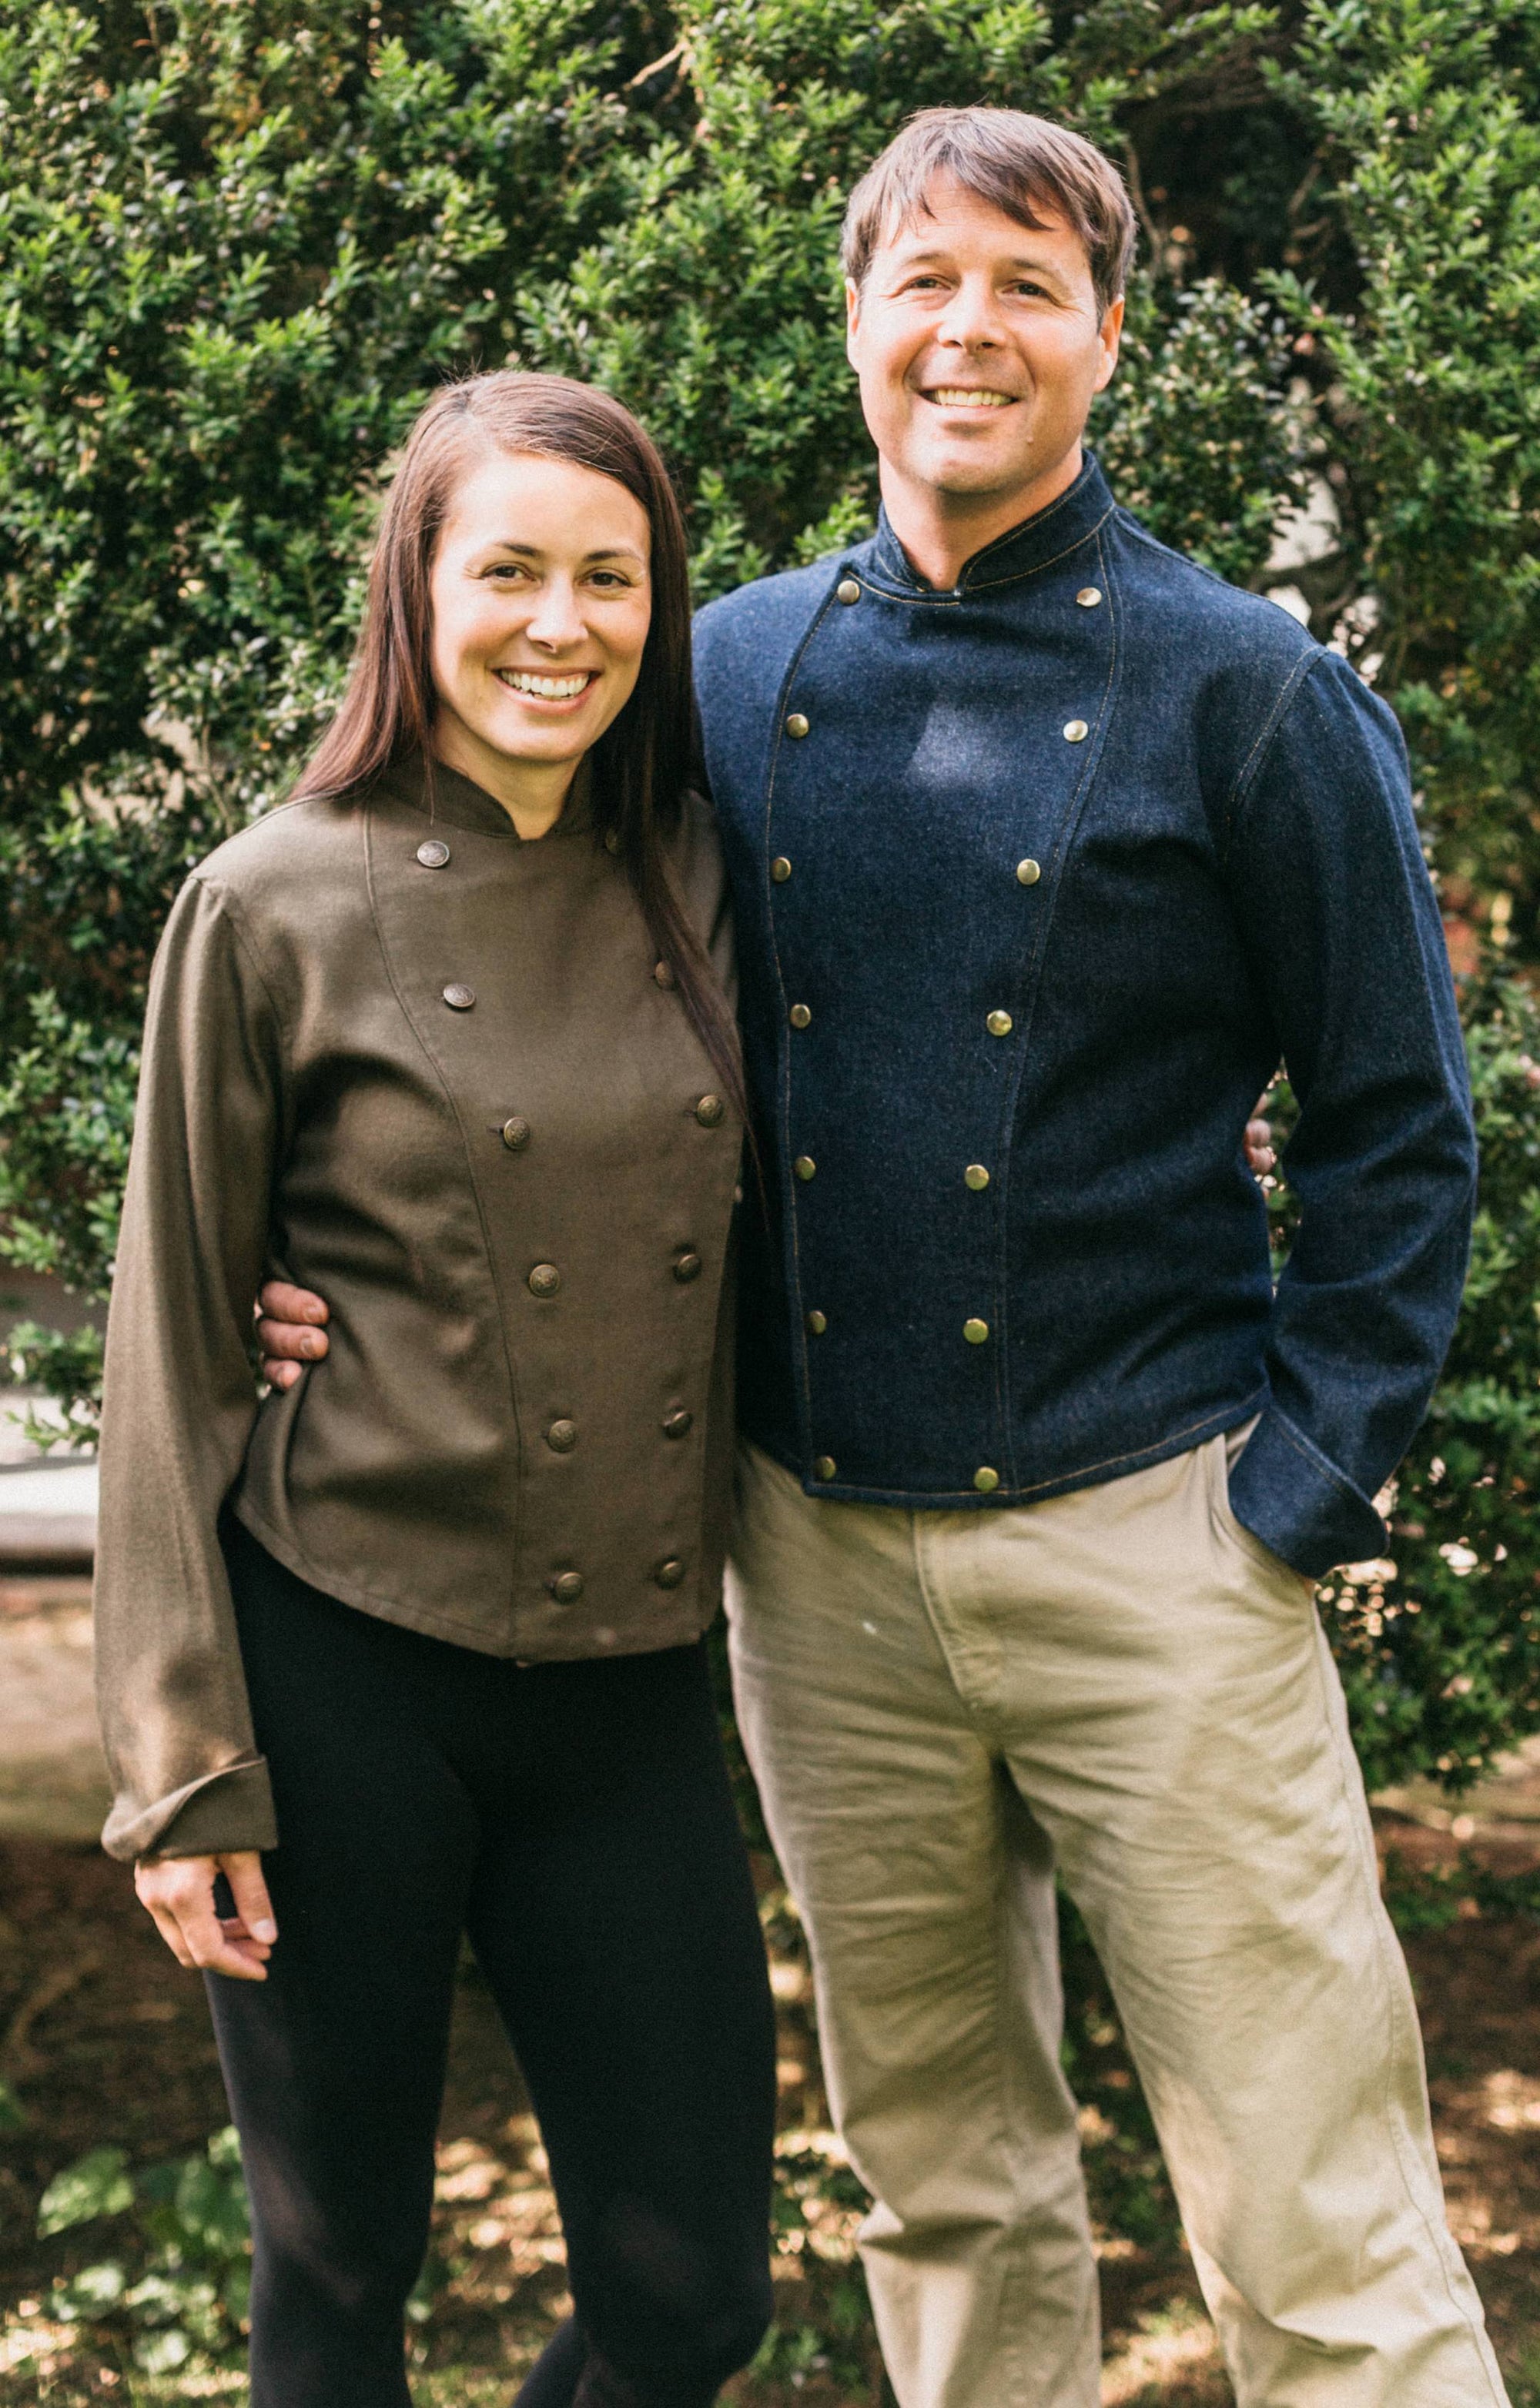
left=230, top=1496, right=715, bottom=1662
left=742, top=1388, right=1273, bottom=1512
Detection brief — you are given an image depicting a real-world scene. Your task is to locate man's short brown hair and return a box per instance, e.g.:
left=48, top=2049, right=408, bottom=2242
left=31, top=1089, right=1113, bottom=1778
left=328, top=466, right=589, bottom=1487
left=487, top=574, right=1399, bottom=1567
left=841, top=107, right=1137, bottom=319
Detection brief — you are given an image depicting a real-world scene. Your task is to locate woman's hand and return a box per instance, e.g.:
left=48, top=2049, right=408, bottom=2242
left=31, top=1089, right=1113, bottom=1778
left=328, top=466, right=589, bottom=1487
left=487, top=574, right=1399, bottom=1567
left=256, top=1279, right=330, bottom=1389
left=135, top=1851, right=277, bottom=1981
left=253, top=1115, right=1277, bottom=1377
left=1245, top=1113, right=1276, bottom=1178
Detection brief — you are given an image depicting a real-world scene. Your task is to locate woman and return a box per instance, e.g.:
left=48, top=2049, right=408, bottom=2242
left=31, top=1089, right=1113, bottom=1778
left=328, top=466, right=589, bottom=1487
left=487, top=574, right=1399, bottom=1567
left=95, top=372, right=775, bottom=2408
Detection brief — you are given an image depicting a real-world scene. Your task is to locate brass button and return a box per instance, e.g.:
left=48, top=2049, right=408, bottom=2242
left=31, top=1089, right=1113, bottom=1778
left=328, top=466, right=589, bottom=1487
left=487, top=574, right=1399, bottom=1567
left=416, top=838, right=450, bottom=869
left=604, top=828, right=621, bottom=854
left=501, top=1116, right=531, bottom=1151
left=443, top=982, right=475, bottom=1011
left=836, top=577, right=861, bottom=605
left=788, top=1002, right=812, bottom=1029
left=785, top=711, right=809, bottom=739
left=654, top=959, right=677, bottom=991
left=663, top=1406, right=693, bottom=1439
left=964, top=1317, right=989, bottom=1345
left=795, top=1154, right=816, bottom=1181
left=527, top=1263, right=561, bottom=1298
left=964, top=1163, right=990, bottom=1191
left=695, top=1093, right=725, bottom=1128
left=550, top=1570, right=584, bottom=1604
left=813, top=1456, right=837, bottom=1482
left=805, top=1309, right=827, bottom=1335
left=654, top=1558, right=686, bottom=1589
left=986, top=1010, right=1013, bottom=1038
left=973, top=1466, right=1000, bottom=1493
left=1076, top=586, right=1103, bottom=608
left=772, top=856, right=792, bottom=882
left=1016, top=858, right=1041, bottom=886
left=546, top=1419, right=578, bottom=1453
left=1063, top=718, right=1089, bottom=744
left=674, top=1251, right=702, bottom=1283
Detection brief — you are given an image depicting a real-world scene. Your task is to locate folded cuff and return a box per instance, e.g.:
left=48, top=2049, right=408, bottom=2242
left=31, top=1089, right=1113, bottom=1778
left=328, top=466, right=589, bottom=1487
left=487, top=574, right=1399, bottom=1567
left=102, top=1758, right=278, bottom=1865
left=1227, top=1406, right=1386, bottom=1580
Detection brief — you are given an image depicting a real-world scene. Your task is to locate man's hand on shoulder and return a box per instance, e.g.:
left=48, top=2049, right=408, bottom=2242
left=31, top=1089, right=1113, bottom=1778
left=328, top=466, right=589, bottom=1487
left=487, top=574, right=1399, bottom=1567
left=256, top=1281, right=330, bottom=1387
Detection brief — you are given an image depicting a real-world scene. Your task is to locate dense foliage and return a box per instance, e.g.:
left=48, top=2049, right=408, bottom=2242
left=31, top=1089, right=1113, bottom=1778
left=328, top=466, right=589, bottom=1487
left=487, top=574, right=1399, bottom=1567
left=5, top=0, right=1540, bottom=1808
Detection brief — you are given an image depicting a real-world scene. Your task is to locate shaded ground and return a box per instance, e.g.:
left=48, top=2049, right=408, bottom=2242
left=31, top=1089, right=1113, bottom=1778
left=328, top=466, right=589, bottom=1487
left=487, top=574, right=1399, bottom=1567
left=0, top=1563, right=1536, bottom=2403
left=0, top=1818, right=1538, bottom=2406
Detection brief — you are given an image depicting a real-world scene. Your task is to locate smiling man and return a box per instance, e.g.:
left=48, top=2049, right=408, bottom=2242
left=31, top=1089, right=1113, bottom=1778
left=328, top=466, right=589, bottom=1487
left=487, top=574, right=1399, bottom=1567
left=694, top=108, right=1498, bottom=2408
left=258, top=108, right=1500, bottom=2408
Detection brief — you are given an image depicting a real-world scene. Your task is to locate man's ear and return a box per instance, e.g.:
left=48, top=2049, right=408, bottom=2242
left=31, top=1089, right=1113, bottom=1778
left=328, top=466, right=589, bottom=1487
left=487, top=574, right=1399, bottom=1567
left=845, top=276, right=862, bottom=370
left=1093, top=293, right=1125, bottom=394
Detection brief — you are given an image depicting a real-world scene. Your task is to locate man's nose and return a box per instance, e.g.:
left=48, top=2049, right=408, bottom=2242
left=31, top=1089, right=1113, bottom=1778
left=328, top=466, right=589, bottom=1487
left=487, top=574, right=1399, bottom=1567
left=936, top=275, right=1004, bottom=349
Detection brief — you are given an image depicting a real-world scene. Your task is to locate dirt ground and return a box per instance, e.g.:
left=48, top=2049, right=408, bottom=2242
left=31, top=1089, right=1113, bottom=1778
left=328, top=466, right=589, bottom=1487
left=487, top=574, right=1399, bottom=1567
left=0, top=1561, right=1537, bottom=2403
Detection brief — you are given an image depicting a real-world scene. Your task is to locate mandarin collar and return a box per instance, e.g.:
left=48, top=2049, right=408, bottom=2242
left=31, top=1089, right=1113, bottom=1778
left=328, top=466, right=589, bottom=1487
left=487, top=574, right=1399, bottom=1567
left=371, top=753, right=596, bottom=841
left=865, top=451, right=1115, bottom=600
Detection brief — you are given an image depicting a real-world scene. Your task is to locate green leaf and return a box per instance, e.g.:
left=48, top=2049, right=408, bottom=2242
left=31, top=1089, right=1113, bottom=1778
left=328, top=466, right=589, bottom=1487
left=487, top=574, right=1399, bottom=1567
left=37, top=2146, right=134, bottom=2237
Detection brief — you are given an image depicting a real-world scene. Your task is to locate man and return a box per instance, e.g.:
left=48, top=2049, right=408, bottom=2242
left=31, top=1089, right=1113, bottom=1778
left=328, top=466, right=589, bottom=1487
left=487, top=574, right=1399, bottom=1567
left=259, top=108, right=1502, bottom=2408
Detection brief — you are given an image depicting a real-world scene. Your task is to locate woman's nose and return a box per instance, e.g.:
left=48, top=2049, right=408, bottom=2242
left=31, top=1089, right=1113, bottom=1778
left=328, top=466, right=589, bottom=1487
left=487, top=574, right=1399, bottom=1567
left=524, top=583, right=587, bottom=647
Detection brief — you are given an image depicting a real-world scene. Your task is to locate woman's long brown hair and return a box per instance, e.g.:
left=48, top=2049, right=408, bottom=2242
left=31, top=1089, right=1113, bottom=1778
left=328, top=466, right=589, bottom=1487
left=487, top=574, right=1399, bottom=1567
left=296, top=370, right=745, bottom=1127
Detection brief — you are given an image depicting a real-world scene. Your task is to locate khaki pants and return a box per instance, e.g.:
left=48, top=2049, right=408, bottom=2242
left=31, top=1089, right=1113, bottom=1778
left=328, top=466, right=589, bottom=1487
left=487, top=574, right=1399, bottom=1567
left=727, top=1434, right=1506, bottom=2408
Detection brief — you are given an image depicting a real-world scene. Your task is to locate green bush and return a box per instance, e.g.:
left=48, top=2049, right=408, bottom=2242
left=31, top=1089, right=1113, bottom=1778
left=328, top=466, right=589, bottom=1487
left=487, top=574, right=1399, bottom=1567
left=32, top=2129, right=251, bottom=2376
left=3, top=0, right=1539, bottom=1776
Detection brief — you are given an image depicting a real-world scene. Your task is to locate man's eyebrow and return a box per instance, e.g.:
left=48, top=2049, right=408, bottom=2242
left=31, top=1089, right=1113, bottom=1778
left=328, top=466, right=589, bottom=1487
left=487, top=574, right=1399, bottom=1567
left=891, top=243, right=1071, bottom=282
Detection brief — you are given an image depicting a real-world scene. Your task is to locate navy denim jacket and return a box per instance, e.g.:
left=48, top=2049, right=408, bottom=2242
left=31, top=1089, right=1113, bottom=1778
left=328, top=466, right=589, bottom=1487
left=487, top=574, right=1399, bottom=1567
left=693, top=454, right=1476, bottom=1578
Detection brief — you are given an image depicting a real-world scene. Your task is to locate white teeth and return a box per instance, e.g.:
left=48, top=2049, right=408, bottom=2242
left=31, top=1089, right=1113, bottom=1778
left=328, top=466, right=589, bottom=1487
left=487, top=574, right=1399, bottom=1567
left=497, top=670, right=594, bottom=698
left=929, top=387, right=1012, bottom=409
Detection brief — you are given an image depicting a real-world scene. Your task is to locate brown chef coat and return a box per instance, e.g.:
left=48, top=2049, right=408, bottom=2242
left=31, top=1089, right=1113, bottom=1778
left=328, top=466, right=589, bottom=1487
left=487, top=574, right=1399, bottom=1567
left=95, top=757, right=741, bottom=1864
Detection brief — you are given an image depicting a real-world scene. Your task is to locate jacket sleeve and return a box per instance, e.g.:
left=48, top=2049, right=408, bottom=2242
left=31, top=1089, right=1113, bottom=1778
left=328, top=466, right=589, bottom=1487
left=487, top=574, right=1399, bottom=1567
left=95, top=872, right=283, bottom=1861
left=1223, top=649, right=1477, bottom=1579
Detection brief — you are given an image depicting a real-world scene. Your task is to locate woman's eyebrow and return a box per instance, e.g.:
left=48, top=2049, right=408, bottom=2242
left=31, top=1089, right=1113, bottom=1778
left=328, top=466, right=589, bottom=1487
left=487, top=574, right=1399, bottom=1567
left=480, top=540, right=646, bottom=564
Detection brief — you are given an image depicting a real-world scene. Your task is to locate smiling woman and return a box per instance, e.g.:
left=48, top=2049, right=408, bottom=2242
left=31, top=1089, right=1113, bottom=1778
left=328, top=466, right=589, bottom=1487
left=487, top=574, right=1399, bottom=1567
left=427, top=452, right=653, bottom=838
left=92, top=372, right=774, bottom=2408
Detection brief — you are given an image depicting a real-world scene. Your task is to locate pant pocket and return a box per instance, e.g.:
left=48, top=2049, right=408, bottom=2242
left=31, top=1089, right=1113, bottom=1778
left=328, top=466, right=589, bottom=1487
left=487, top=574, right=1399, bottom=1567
left=1205, top=1431, right=1318, bottom=1605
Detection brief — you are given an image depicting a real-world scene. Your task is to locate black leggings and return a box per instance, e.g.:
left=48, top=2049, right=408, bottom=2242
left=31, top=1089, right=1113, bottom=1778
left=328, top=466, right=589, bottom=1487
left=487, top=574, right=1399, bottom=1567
left=206, top=1521, right=776, bottom=2408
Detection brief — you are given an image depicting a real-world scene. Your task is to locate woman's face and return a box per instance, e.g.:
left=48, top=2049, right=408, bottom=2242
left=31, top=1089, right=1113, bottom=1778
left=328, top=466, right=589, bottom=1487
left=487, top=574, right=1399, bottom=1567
left=428, top=447, right=653, bottom=794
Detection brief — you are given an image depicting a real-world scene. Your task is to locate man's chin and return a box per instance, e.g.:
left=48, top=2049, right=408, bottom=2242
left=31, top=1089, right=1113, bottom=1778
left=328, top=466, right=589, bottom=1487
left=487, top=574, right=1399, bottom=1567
left=922, top=452, right=1041, bottom=500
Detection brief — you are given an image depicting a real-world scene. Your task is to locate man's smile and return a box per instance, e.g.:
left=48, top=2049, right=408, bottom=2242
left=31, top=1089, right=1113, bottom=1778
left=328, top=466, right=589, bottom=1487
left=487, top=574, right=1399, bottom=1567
left=922, top=386, right=1017, bottom=409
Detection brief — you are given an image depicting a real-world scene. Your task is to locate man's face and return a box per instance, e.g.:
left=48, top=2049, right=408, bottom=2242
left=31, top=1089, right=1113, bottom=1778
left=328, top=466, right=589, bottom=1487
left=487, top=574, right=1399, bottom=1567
left=845, top=175, right=1123, bottom=517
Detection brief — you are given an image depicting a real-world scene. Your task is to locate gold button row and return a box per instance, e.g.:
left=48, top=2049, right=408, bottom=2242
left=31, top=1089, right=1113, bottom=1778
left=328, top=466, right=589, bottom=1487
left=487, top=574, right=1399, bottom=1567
left=547, top=1557, right=688, bottom=1605
left=771, top=855, right=1040, bottom=890
left=784, top=714, right=1087, bottom=745
left=809, top=1457, right=1002, bottom=1492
